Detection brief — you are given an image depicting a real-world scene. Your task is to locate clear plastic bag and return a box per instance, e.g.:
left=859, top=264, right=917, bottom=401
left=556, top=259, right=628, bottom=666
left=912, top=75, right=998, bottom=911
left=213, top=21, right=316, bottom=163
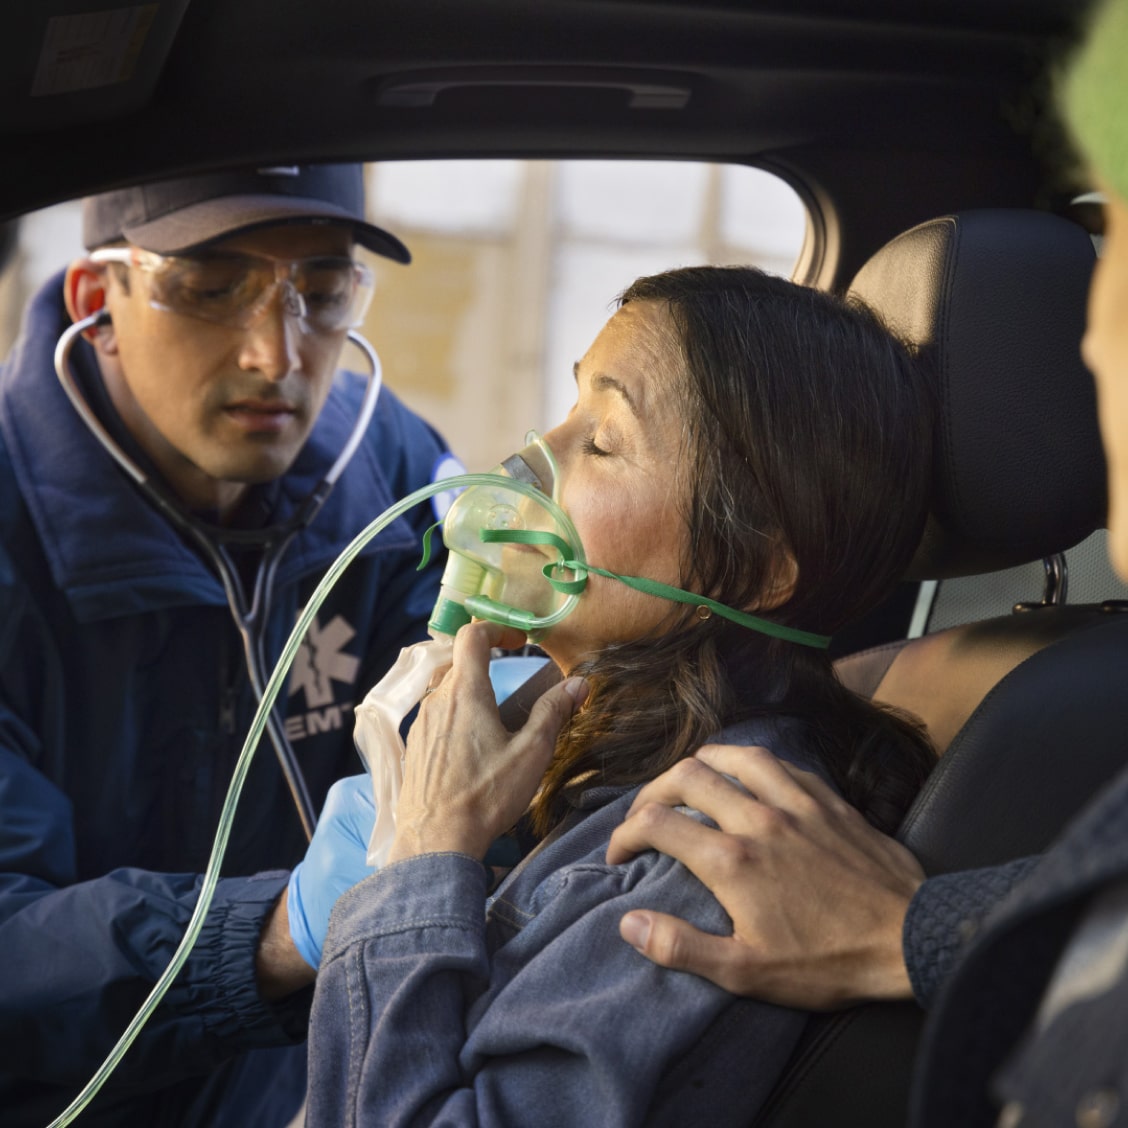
left=353, top=634, right=455, bottom=866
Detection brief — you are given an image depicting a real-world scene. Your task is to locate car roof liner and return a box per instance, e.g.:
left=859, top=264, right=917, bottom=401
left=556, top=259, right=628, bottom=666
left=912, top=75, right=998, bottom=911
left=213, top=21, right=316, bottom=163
left=0, top=0, right=1085, bottom=229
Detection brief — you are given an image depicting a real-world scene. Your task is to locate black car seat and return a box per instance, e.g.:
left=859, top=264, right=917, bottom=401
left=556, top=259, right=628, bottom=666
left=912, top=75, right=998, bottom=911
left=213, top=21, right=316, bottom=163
left=753, top=208, right=1128, bottom=1128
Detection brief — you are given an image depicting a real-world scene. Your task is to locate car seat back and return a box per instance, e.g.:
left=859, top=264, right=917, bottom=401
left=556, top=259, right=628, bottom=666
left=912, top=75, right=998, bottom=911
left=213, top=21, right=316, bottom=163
left=754, top=208, right=1128, bottom=1128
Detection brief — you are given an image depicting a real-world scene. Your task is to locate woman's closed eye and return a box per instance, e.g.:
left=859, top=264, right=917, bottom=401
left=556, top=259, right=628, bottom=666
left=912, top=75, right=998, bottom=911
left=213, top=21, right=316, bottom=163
left=582, top=435, right=612, bottom=457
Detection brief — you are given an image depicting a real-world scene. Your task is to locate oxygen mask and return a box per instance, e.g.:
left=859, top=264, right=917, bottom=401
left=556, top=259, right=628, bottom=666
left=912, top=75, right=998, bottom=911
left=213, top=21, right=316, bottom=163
left=428, top=432, right=587, bottom=638
left=425, top=430, right=834, bottom=649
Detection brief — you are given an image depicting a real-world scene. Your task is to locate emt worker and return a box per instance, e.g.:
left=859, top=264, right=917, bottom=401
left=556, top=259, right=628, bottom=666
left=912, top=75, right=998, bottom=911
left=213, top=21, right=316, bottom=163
left=0, top=164, right=452, bottom=1126
left=607, top=0, right=1128, bottom=1123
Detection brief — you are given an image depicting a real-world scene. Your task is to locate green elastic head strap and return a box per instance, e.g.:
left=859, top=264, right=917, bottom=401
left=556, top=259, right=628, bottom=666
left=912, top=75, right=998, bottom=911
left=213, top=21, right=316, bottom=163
left=417, top=521, right=444, bottom=571
left=416, top=522, right=581, bottom=575
left=479, top=528, right=831, bottom=650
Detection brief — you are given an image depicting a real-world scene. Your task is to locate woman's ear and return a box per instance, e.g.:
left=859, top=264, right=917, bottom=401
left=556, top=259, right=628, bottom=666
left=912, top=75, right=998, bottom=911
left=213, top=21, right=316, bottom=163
left=755, top=550, right=799, bottom=612
left=63, top=259, right=118, bottom=354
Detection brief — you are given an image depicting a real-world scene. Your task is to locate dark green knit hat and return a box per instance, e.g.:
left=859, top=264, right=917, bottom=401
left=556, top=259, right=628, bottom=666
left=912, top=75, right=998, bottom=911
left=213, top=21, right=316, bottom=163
left=1062, top=0, right=1128, bottom=201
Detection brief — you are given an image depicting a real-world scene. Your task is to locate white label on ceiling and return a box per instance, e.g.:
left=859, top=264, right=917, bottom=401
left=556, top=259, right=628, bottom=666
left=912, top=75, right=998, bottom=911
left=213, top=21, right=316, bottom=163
left=32, top=5, right=158, bottom=97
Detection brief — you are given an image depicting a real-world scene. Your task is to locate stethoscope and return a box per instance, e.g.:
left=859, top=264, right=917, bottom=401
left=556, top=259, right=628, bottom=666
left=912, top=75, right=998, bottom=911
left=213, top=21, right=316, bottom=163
left=54, top=310, right=383, bottom=841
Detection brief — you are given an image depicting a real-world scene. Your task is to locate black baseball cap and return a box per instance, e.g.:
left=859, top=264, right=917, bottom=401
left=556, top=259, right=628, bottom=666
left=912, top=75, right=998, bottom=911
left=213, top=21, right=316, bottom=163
left=82, top=163, right=411, bottom=262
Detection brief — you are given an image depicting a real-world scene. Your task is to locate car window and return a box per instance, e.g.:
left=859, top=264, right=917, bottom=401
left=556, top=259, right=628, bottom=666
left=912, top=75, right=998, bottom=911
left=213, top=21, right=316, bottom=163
left=0, top=159, right=807, bottom=471
left=360, top=159, right=807, bottom=468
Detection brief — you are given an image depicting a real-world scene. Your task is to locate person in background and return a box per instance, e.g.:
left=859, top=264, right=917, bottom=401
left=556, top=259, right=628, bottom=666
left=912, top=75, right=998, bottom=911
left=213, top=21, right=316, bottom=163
left=607, top=1, right=1128, bottom=1122
left=0, top=164, right=453, bottom=1126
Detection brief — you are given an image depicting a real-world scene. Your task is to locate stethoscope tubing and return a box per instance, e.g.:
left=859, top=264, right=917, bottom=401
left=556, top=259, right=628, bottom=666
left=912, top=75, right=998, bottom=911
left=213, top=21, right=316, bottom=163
left=55, top=312, right=383, bottom=841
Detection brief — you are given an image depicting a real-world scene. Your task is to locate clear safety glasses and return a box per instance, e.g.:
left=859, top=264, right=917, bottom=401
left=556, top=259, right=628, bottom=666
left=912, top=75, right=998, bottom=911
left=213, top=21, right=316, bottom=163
left=89, top=246, right=376, bottom=333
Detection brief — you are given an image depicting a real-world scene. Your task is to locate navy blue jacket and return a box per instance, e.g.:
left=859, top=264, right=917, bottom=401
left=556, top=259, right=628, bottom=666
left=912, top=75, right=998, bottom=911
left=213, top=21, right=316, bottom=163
left=912, top=763, right=1128, bottom=1128
left=0, top=274, right=451, bottom=1126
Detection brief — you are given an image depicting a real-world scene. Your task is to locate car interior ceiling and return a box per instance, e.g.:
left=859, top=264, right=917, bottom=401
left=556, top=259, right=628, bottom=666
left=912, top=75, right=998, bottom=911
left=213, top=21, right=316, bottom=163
left=0, top=2, right=1090, bottom=285
left=5, top=1, right=1118, bottom=1125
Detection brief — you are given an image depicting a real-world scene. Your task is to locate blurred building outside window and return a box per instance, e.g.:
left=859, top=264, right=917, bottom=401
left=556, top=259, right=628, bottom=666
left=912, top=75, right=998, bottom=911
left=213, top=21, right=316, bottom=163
left=0, top=160, right=807, bottom=471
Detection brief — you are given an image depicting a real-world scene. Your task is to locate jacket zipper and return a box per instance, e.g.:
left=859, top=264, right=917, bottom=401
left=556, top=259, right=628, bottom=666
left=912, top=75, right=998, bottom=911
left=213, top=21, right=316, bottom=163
left=218, top=633, right=240, bottom=735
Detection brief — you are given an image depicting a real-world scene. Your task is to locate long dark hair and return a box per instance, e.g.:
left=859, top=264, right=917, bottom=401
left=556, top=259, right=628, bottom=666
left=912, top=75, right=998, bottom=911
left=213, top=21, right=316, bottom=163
left=531, top=266, right=936, bottom=837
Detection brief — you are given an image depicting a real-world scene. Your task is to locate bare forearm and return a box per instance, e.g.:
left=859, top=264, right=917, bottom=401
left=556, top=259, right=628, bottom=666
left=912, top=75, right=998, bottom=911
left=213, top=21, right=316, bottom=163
left=256, top=892, right=317, bottom=1002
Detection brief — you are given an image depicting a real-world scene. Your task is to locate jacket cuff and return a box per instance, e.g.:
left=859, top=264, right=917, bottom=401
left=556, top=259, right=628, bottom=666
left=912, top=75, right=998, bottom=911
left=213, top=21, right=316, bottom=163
left=903, top=859, right=1040, bottom=1008
left=174, top=871, right=312, bottom=1046
left=322, top=852, right=489, bottom=962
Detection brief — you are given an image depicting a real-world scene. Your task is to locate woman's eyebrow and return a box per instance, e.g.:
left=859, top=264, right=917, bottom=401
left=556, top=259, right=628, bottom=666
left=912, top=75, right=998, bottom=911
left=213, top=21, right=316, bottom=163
left=572, top=361, right=640, bottom=417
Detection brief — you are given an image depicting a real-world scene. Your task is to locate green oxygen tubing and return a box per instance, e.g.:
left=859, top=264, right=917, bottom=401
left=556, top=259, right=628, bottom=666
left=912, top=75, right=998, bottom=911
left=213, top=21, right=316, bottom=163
left=45, top=468, right=586, bottom=1128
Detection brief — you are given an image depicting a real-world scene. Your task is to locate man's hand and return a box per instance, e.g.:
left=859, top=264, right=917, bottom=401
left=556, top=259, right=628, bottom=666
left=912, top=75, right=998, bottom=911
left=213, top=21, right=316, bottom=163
left=605, top=743, right=925, bottom=1009
left=258, top=772, right=378, bottom=998
left=285, top=774, right=379, bottom=971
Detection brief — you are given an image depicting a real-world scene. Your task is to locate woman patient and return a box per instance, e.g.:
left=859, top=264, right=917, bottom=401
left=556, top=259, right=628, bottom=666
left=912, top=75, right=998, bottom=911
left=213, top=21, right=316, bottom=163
left=305, top=265, right=936, bottom=1126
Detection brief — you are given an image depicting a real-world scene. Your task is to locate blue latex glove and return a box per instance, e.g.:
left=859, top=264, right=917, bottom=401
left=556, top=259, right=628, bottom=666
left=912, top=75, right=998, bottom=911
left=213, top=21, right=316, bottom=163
left=288, top=661, right=542, bottom=968
left=488, top=655, right=551, bottom=704
left=287, top=774, right=377, bottom=969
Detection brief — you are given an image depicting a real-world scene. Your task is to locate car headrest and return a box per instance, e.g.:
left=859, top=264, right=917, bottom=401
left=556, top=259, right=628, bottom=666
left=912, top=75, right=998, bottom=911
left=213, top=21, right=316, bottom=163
left=848, top=209, right=1105, bottom=578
